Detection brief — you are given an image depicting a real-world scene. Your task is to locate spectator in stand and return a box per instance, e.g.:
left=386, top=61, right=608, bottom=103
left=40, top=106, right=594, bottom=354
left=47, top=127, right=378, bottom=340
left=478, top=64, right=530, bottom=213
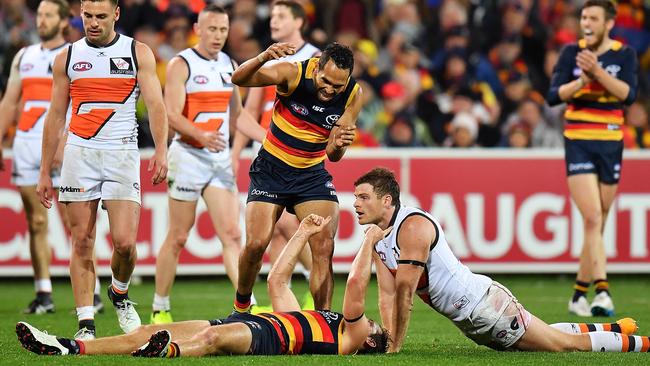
left=446, top=112, right=478, bottom=148
left=507, top=121, right=532, bottom=148
left=502, top=98, right=563, bottom=148
left=1, top=0, right=38, bottom=82
left=115, top=0, right=163, bottom=36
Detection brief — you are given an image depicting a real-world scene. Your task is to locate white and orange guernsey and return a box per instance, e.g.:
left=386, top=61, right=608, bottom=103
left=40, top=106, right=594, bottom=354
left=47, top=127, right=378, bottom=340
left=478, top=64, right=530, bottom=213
left=175, top=47, right=235, bottom=153
left=17, top=42, right=68, bottom=139
left=66, top=34, right=139, bottom=150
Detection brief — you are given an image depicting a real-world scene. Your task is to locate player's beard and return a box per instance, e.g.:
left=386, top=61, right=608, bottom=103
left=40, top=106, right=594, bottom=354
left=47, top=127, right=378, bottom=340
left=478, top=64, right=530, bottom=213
left=39, top=24, right=60, bottom=42
left=587, top=28, right=606, bottom=50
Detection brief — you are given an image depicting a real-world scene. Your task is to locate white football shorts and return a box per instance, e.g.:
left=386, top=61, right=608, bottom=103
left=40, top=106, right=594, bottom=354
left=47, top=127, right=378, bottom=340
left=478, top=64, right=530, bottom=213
left=11, top=136, right=60, bottom=187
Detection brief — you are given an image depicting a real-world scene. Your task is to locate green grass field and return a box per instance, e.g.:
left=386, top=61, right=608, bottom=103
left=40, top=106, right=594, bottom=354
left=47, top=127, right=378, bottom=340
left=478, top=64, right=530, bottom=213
left=1, top=274, right=649, bottom=365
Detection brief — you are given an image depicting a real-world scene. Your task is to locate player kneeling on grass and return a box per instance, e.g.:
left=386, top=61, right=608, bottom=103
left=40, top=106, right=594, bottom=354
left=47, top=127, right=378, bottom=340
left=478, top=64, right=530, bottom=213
left=16, top=214, right=389, bottom=357
left=355, top=167, right=648, bottom=353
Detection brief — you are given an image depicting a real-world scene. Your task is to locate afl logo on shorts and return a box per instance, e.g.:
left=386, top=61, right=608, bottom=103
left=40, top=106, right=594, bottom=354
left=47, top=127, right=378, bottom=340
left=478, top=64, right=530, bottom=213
left=193, top=75, right=209, bottom=84
left=291, top=103, right=309, bottom=116
left=73, top=61, right=93, bottom=72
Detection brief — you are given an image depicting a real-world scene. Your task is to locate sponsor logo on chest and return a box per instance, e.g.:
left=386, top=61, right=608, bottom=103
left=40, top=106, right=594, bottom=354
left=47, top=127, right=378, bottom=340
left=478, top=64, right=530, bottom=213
left=110, top=57, right=134, bottom=75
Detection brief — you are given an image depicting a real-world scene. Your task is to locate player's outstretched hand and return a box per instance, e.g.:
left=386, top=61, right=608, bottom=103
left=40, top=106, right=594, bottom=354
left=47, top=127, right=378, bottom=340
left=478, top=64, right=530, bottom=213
left=299, top=214, right=332, bottom=236
left=149, top=147, right=168, bottom=185
left=260, top=43, right=296, bottom=62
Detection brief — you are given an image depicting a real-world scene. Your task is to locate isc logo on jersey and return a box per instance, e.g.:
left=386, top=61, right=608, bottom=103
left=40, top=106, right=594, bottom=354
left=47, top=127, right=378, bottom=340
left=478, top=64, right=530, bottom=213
left=110, top=57, right=134, bottom=75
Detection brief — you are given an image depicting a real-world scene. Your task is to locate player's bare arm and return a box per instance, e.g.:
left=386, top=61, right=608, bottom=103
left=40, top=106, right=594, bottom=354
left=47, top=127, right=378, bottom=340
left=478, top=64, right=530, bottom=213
left=389, top=215, right=436, bottom=353
left=164, top=56, right=227, bottom=153
left=135, top=41, right=168, bottom=185
left=36, top=48, right=69, bottom=208
left=374, top=251, right=396, bottom=333
left=326, top=86, right=362, bottom=162
left=231, top=87, right=266, bottom=143
left=230, top=86, right=267, bottom=175
left=267, top=214, right=331, bottom=312
left=231, top=43, right=298, bottom=91
left=0, top=48, right=25, bottom=170
left=341, top=224, right=391, bottom=355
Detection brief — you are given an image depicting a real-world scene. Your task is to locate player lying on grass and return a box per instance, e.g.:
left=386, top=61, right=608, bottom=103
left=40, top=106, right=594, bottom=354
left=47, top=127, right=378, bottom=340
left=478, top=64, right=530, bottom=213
left=354, top=167, right=648, bottom=353
left=16, top=214, right=389, bottom=357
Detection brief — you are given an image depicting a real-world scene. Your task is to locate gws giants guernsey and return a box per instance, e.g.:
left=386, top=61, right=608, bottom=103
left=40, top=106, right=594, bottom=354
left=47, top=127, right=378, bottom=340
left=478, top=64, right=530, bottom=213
left=66, top=34, right=139, bottom=149
left=374, top=205, right=492, bottom=322
left=175, top=48, right=235, bottom=159
left=16, top=42, right=68, bottom=139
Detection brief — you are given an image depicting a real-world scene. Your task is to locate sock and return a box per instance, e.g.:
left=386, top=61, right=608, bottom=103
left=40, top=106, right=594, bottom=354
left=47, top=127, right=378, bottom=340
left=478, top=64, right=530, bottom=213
left=94, top=277, right=101, bottom=296
left=36, top=291, right=52, bottom=304
left=57, top=337, right=82, bottom=355
left=35, top=278, right=53, bottom=293
left=250, top=293, right=257, bottom=306
left=551, top=322, right=623, bottom=334
left=76, top=307, right=95, bottom=323
left=111, top=276, right=129, bottom=294
left=152, top=293, right=170, bottom=312
left=588, top=332, right=650, bottom=352
left=233, top=292, right=252, bottom=313
left=166, top=342, right=180, bottom=358
left=572, top=280, right=590, bottom=302
left=302, top=269, right=311, bottom=282
left=594, top=279, right=610, bottom=295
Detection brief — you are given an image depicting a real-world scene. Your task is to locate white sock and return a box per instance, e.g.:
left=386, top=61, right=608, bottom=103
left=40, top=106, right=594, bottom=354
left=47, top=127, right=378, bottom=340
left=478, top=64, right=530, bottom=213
left=76, top=306, right=95, bottom=322
left=251, top=293, right=257, bottom=306
left=152, top=293, right=170, bottom=312
left=302, top=269, right=311, bottom=281
left=588, top=332, right=649, bottom=352
left=35, top=279, right=52, bottom=293
left=111, top=276, right=129, bottom=293
left=94, top=277, right=101, bottom=296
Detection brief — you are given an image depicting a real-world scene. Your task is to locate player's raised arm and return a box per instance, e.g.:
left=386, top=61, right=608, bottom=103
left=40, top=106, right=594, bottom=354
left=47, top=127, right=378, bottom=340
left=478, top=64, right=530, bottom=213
left=389, top=215, right=435, bottom=353
left=37, top=48, right=70, bottom=208
left=267, top=214, right=331, bottom=312
left=231, top=43, right=298, bottom=90
left=374, top=250, right=396, bottom=333
left=135, top=41, right=168, bottom=185
left=341, top=224, right=391, bottom=354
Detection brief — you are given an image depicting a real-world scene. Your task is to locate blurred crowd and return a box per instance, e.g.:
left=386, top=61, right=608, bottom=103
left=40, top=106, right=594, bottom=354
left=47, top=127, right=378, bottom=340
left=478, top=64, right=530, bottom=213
left=1, top=0, right=650, bottom=149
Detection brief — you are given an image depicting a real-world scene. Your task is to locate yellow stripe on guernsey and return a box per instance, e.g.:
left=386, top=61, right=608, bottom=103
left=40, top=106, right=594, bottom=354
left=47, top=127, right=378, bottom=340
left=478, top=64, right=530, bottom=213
left=271, top=109, right=327, bottom=143
left=346, top=83, right=360, bottom=108
left=277, top=61, right=303, bottom=97
left=564, top=109, right=624, bottom=124
left=262, top=140, right=326, bottom=168
left=337, top=320, right=344, bottom=354
left=572, top=90, right=621, bottom=103
left=301, top=311, right=324, bottom=341
left=273, top=314, right=297, bottom=354
left=564, top=129, right=623, bottom=140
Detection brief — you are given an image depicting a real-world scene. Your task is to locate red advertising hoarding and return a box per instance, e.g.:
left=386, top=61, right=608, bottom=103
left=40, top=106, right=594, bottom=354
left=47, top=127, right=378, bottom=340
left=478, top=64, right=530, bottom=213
left=1, top=149, right=648, bottom=275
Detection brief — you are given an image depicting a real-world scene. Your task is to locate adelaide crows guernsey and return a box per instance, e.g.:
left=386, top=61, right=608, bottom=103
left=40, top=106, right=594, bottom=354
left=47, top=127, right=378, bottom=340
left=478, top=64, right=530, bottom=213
left=261, top=57, right=359, bottom=168
left=547, top=40, right=638, bottom=141
left=256, top=310, right=344, bottom=355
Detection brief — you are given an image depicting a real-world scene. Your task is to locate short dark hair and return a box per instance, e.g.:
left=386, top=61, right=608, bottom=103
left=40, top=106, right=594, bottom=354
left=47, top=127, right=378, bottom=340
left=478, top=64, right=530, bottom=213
left=273, top=0, right=307, bottom=32
left=201, top=3, right=227, bottom=15
left=81, top=0, right=118, bottom=8
left=582, top=0, right=617, bottom=20
left=357, top=320, right=390, bottom=354
left=354, top=167, right=400, bottom=207
left=318, top=42, right=354, bottom=74
left=44, top=0, right=71, bottom=20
